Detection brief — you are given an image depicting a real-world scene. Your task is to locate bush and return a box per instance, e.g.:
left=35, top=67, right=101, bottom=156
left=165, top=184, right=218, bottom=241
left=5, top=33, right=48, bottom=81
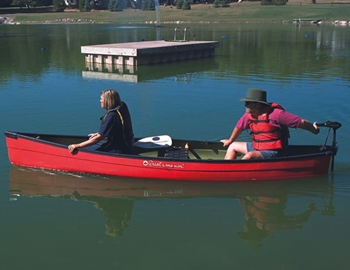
left=213, top=0, right=230, bottom=8
left=182, top=0, right=191, bottom=9
left=221, top=0, right=230, bottom=7
left=261, top=0, right=287, bottom=5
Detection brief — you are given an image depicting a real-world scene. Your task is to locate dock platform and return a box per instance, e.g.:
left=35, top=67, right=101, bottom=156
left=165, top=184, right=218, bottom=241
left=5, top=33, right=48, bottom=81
left=293, top=18, right=324, bottom=24
left=81, top=40, right=219, bottom=66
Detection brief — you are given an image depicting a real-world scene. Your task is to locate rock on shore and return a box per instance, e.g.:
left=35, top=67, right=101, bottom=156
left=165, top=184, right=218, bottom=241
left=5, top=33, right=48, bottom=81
left=0, top=16, right=16, bottom=24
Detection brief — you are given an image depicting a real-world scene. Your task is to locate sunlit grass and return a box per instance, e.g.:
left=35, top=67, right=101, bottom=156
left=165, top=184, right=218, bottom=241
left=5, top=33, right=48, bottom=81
left=1, top=1, right=349, bottom=24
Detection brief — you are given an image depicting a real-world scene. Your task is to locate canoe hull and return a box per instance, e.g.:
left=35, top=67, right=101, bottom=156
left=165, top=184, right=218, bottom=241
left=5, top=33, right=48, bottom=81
left=5, top=131, right=333, bottom=182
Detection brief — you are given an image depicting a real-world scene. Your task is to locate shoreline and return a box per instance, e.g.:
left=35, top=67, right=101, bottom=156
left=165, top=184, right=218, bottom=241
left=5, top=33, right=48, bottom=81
left=1, top=18, right=348, bottom=26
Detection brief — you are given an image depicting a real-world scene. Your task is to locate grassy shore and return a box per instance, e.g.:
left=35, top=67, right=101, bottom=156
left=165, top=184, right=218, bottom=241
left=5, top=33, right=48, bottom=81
left=1, top=1, right=350, bottom=24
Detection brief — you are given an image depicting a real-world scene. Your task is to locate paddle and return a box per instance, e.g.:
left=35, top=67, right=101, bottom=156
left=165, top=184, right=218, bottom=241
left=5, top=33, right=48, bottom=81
left=133, top=135, right=172, bottom=149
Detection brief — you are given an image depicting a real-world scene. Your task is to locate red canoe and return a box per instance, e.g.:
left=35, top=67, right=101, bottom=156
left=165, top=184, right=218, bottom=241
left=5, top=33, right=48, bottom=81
left=4, top=121, right=341, bottom=182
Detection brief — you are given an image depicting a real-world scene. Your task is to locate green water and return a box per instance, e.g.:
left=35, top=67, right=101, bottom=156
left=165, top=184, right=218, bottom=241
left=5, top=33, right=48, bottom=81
left=0, top=23, right=349, bottom=269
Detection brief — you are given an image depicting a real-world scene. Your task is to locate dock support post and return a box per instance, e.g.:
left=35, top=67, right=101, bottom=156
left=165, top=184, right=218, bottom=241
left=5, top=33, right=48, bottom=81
left=94, top=62, right=103, bottom=71
left=125, top=56, right=135, bottom=66
left=115, top=56, right=124, bottom=65
left=104, top=55, right=113, bottom=65
left=93, top=55, right=103, bottom=64
left=85, top=54, right=93, bottom=63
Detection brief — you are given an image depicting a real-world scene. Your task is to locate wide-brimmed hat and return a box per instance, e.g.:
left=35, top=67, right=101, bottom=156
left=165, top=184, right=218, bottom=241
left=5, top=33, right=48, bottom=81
left=240, top=88, right=271, bottom=105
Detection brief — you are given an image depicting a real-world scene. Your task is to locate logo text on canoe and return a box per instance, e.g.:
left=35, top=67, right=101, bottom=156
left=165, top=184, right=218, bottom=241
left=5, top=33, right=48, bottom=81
left=143, top=160, right=185, bottom=169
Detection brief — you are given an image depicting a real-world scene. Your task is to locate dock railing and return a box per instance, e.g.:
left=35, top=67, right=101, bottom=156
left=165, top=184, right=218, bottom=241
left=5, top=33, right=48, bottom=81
left=174, top=27, right=183, bottom=41
left=173, top=27, right=195, bottom=42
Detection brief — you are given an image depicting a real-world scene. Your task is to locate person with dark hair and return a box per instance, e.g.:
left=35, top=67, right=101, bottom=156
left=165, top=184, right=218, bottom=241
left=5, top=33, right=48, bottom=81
left=68, top=89, right=134, bottom=154
left=221, top=88, right=319, bottom=160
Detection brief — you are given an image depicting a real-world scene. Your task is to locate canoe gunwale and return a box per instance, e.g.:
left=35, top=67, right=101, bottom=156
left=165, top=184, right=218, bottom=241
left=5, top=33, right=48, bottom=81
left=4, top=131, right=337, bottom=163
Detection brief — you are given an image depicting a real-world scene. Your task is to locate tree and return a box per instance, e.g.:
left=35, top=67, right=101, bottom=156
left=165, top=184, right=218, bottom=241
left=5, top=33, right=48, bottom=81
left=53, top=0, right=65, bottom=11
left=12, top=0, right=36, bottom=9
left=109, top=0, right=126, bottom=11
left=0, top=0, right=13, bottom=7
left=37, top=0, right=53, bottom=5
left=13, top=0, right=52, bottom=9
left=141, top=0, right=155, bottom=10
left=176, top=0, right=183, bottom=9
left=91, top=0, right=109, bottom=9
left=79, top=0, right=92, bottom=11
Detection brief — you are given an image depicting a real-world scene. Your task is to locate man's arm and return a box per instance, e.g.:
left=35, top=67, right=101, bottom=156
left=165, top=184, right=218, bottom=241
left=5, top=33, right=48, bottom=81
left=221, top=127, right=243, bottom=147
left=298, top=119, right=320, bottom=135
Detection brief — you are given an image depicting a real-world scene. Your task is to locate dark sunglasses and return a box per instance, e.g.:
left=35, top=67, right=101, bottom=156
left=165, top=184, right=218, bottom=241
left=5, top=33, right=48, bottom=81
left=244, top=102, right=254, bottom=107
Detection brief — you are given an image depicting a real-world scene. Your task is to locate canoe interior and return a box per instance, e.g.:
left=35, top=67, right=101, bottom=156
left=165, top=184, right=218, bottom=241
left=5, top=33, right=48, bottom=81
left=8, top=132, right=335, bottom=161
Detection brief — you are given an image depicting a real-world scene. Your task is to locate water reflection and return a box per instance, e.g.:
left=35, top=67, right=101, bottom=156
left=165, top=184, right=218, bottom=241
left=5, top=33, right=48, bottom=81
left=238, top=177, right=335, bottom=247
left=72, top=192, right=134, bottom=238
left=82, top=58, right=219, bottom=83
left=9, top=167, right=335, bottom=246
left=1, top=24, right=349, bottom=84
left=238, top=195, right=315, bottom=248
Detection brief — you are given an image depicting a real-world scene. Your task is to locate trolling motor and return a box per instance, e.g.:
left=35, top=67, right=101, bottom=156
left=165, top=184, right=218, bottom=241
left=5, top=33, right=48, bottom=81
left=316, top=121, right=342, bottom=171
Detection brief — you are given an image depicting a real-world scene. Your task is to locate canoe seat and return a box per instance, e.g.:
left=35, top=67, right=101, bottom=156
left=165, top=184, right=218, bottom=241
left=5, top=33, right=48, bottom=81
left=165, top=146, right=189, bottom=159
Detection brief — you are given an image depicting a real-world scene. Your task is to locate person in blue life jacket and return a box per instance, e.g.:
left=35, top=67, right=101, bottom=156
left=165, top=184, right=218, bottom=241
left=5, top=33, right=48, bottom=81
left=68, top=89, right=134, bottom=154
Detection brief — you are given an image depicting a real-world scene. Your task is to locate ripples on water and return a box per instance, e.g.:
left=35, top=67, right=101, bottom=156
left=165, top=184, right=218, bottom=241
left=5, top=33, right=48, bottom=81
left=0, top=23, right=350, bottom=268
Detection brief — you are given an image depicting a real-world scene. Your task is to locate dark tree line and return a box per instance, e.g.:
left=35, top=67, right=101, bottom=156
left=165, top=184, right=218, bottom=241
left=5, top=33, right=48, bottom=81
left=1, top=0, right=200, bottom=10
left=0, top=0, right=13, bottom=7
left=1, top=0, right=166, bottom=10
left=1, top=0, right=289, bottom=11
left=3, top=0, right=53, bottom=9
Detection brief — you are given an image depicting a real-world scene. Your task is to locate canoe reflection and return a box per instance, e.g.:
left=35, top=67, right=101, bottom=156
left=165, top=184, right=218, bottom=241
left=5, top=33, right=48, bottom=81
left=9, top=167, right=335, bottom=244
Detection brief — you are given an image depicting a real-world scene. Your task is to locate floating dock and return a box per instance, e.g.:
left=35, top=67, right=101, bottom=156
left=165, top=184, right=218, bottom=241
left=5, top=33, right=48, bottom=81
left=293, top=18, right=324, bottom=24
left=81, top=40, right=219, bottom=66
